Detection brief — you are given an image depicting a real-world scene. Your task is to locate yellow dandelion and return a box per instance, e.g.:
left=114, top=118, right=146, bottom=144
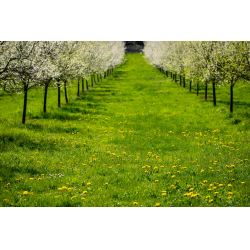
left=171, top=175, right=175, bottom=178
left=218, top=184, right=223, bottom=187
left=58, top=188, right=63, bottom=191
left=81, top=197, right=85, bottom=200
left=206, top=196, right=210, bottom=199
left=228, top=196, right=232, bottom=199
left=228, top=184, right=232, bottom=187
left=209, top=199, right=214, bottom=203
left=23, top=191, right=28, bottom=195
left=87, top=182, right=91, bottom=185
left=155, top=180, right=159, bottom=183
left=241, top=182, right=245, bottom=184
left=156, top=203, right=160, bottom=207
left=133, top=202, right=138, bottom=205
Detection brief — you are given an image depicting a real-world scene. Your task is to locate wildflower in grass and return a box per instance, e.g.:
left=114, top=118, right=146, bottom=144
left=171, top=175, right=175, bottom=178
left=62, top=186, right=67, bottom=190
left=203, top=180, right=208, bottom=183
left=228, top=184, right=232, bottom=187
left=155, top=180, right=159, bottom=183
left=81, top=197, right=85, bottom=200
left=87, top=182, right=91, bottom=185
left=232, top=179, right=235, bottom=181
left=145, top=170, right=149, bottom=173
left=201, top=169, right=204, bottom=173
left=229, top=192, right=233, bottom=195
left=30, top=178, right=34, bottom=180
left=58, top=188, right=62, bottom=191
left=133, top=202, right=138, bottom=205
left=156, top=203, right=160, bottom=207
left=228, top=196, right=232, bottom=199
left=167, top=172, right=170, bottom=175
left=177, top=171, right=180, bottom=174
left=214, top=192, right=219, bottom=195
left=219, top=184, right=223, bottom=187
left=3, top=199, right=8, bottom=202
left=72, top=196, right=76, bottom=199
left=37, top=178, right=41, bottom=181
left=105, top=183, right=108, bottom=185
left=241, top=182, right=245, bottom=184
left=23, top=191, right=28, bottom=195
left=209, top=199, right=214, bottom=203
left=206, top=196, right=210, bottom=199
left=83, top=191, right=87, bottom=194
left=189, top=188, right=194, bottom=191
left=162, top=193, right=166, bottom=196
left=68, top=188, right=72, bottom=192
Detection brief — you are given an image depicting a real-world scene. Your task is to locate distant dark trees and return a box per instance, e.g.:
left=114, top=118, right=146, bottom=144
left=125, top=42, right=144, bottom=53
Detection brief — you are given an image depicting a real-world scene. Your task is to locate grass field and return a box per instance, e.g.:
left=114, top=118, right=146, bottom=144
left=0, top=53, right=250, bottom=207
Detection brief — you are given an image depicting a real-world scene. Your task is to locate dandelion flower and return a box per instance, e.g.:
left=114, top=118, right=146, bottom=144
left=228, top=184, right=232, bottom=187
left=206, top=196, right=210, bottom=199
left=87, top=182, right=91, bottom=185
left=133, top=202, right=138, bottom=205
left=241, top=182, right=245, bottom=184
left=58, top=188, right=63, bottom=191
left=81, top=197, right=85, bottom=200
left=228, top=196, right=232, bottom=199
left=218, top=184, right=223, bottom=187
left=155, top=180, right=159, bottom=183
left=23, top=191, right=28, bottom=195
left=162, top=193, right=166, bottom=196
left=156, top=203, right=160, bottom=207
left=171, top=175, right=175, bottom=178
left=209, top=199, right=214, bottom=203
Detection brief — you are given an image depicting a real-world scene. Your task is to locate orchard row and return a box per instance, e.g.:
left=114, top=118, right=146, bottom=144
left=0, top=41, right=125, bottom=123
left=143, top=42, right=250, bottom=112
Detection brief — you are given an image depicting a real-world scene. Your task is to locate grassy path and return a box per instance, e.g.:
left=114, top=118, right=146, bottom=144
left=0, top=53, right=249, bottom=206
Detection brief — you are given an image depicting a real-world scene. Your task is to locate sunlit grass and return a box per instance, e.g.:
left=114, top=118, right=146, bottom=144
left=0, top=53, right=249, bottom=207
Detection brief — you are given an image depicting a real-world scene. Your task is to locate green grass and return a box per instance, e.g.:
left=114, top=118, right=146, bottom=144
left=0, top=53, right=250, bottom=207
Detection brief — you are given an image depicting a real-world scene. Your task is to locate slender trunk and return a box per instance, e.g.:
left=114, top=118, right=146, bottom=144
left=212, top=79, right=216, bottom=106
left=180, top=75, right=182, bottom=86
left=183, top=76, right=185, bottom=88
left=104, top=71, right=106, bottom=78
left=175, top=73, right=177, bottom=83
left=91, top=75, right=93, bottom=87
left=86, top=80, right=89, bottom=90
left=170, top=72, right=172, bottom=78
left=230, top=84, right=233, bottom=113
left=189, top=80, right=192, bottom=92
left=82, top=78, right=84, bottom=93
left=77, top=78, right=80, bottom=96
left=43, top=83, right=48, bottom=112
left=197, top=82, right=199, bottom=96
left=57, top=82, right=61, bottom=107
left=22, top=84, right=28, bottom=124
left=205, top=82, right=207, bottom=101
left=64, top=80, right=68, bottom=103
left=100, top=74, right=102, bottom=81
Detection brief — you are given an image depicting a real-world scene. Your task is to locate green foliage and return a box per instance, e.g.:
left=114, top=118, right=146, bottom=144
left=0, top=54, right=250, bottom=207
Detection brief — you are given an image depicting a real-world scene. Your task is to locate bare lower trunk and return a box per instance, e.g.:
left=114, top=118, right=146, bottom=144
left=77, top=78, right=80, bottom=96
left=183, top=76, right=185, bottom=88
left=57, top=83, right=61, bottom=107
left=230, top=84, right=233, bottom=113
left=86, top=80, right=89, bottom=90
left=22, top=84, right=28, bottom=124
left=82, top=78, right=84, bottom=93
left=212, top=79, right=216, bottom=106
left=189, top=80, right=192, bottom=92
left=43, top=83, right=48, bottom=112
left=205, top=83, right=207, bottom=101
left=64, top=80, right=68, bottom=103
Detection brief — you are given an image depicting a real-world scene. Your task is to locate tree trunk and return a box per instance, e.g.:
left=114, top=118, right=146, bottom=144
left=22, top=84, right=28, bottom=124
left=82, top=78, right=84, bottom=93
left=197, top=82, right=199, bottom=96
left=77, top=78, right=80, bottom=96
left=230, top=84, right=233, bottom=113
left=86, top=80, right=89, bottom=90
left=91, top=75, right=93, bottom=87
left=43, top=82, right=48, bottom=112
left=183, top=76, right=185, bottom=88
left=100, top=74, right=102, bottom=81
left=205, top=82, right=207, bottom=101
left=175, top=73, right=177, bottom=83
left=104, top=71, right=106, bottom=78
left=64, top=80, right=68, bottom=103
left=180, top=75, right=182, bottom=86
left=57, top=82, right=61, bottom=107
left=189, top=80, right=192, bottom=92
left=212, top=79, right=216, bottom=106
